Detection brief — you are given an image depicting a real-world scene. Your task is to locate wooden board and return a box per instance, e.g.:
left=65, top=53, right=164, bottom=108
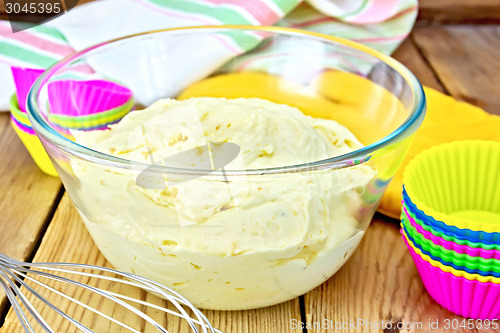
left=0, top=113, right=62, bottom=318
left=0, top=194, right=302, bottom=333
left=413, top=25, right=500, bottom=115
left=418, top=0, right=500, bottom=24
left=392, top=39, right=445, bottom=93
left=303, top=38, right=500, bottom=333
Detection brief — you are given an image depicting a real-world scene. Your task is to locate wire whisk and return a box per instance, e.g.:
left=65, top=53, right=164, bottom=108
left=0, top=253, right=220, bottom=333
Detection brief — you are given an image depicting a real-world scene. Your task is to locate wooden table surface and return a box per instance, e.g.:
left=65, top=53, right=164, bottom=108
left=1, top=1, right=500, bottom=332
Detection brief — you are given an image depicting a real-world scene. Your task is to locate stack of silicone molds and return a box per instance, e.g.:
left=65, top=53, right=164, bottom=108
left=401, top=140, right=500, bottom=320
left=10, top=67, right=134, bottom=176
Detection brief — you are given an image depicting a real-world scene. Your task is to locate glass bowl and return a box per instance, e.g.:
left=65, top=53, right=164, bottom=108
left=27, top=26, right=425, bottom=310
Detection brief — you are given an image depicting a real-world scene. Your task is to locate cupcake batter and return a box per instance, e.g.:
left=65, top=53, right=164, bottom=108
left=71, top=97, right=375, bottom=309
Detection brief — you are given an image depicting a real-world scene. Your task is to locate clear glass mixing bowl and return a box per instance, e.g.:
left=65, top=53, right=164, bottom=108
left=27, top=26, right=425, bottom=310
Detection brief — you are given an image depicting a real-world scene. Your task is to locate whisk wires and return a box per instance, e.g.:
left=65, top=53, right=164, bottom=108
left=0, top=253, right=219, bottom=333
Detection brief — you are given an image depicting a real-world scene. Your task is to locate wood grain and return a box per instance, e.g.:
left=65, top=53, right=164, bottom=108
left=391, top=39, right=445, bottom=93
left=0, top=194, right=302, bottom=332
left=413, top=25, right=500, bottom=115
left=304, top=221, right=498, bottom=333
left=0, top=113, right=62, bottom=318
left=418, top=0, right=500, bottom=24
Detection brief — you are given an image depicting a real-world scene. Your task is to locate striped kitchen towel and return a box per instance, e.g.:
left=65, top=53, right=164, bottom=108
left=279, top=0, right=417, bottom=55
left=0, top=0, right=417, bottom=109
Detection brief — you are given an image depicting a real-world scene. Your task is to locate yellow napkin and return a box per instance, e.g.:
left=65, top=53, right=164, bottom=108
left=179, top=71, right=405, bottom=147
left=179, top=72, right=500, bottom=219
left=380, top=87, right=500, bottom=218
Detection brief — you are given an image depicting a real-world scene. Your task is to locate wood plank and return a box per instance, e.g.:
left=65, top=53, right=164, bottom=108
left=413, top=25, right=500, bottom=115
left=304, top=220, right=498, bottom=333
left=1, top=194, right=302, bottom=332
left=0, top=113, right=62, bottom=317
left=392, top=39, right=445, bottom=92
left=418, top=0, right=500, bottom=24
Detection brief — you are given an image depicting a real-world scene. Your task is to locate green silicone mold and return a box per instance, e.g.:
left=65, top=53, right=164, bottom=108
left=402, top=217, right=500, bottom=274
